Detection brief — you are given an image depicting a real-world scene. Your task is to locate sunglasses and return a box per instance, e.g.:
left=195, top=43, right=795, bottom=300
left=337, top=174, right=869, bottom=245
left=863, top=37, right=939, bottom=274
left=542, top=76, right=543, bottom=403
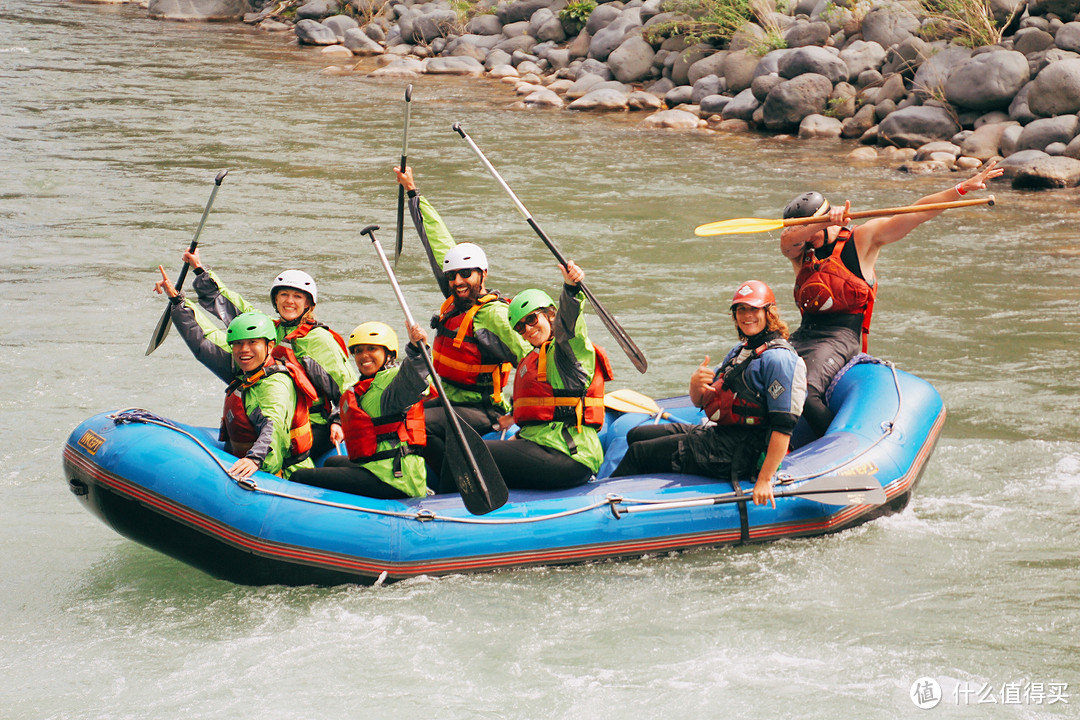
left=514, top=312, right=542, bottom=334
left=444, top=268, right=476, bottom=281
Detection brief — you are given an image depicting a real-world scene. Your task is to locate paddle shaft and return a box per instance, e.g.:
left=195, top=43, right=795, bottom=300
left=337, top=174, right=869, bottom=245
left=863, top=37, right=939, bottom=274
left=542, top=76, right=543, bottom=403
left=452, top=123, right=648, bottom=374
left=782, top=195, right=995, bottom=228
left=362, top=224, right=501, bottom=511
left=146, top=169, right=228, bottom=356
left=620, top=475, right=886, bottom=514
left=394, top=85, right=413, bottom=267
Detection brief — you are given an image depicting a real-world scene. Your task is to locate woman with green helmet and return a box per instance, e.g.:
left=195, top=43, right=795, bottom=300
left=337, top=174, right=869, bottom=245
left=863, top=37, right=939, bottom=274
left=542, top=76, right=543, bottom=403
left=289, top=320, right=434, bottom=499
left=154, top=266, right=341, bottom=479
left=484, top=260, right=614, bottom=489
left=174, top=248, right=357, bottom=459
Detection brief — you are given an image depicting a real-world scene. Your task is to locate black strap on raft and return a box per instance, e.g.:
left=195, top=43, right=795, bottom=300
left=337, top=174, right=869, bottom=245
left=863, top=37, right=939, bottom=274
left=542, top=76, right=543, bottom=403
left=730, top=463, right=750, bottom=543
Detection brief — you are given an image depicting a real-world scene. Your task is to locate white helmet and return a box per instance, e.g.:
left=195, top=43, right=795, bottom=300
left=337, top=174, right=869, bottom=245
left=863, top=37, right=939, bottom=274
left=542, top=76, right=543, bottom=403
left=271, top=269, right=317, bottom=305
left=442, top=243, right=488, bottom=273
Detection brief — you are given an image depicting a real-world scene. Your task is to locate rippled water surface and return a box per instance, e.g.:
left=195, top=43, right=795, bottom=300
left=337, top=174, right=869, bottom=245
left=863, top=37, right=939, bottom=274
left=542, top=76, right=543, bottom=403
left=3, top=1, right=1079, bottom=717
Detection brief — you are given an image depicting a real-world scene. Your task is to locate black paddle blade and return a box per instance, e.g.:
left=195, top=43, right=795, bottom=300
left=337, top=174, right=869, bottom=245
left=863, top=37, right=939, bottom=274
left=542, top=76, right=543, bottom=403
left=440, top=420, right=508, bottom=515
left=145, top=305, right=172, bottom=356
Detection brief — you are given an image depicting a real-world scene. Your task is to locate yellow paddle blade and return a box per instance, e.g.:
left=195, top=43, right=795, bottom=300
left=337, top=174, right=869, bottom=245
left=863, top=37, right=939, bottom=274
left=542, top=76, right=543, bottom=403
left=604, top=389, right=663, bottom=415
left=694, top=217, right=785, bottom=236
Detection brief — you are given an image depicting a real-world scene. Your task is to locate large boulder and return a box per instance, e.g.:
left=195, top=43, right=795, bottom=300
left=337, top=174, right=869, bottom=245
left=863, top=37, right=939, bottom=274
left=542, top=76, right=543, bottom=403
left=608, top=36, right=656, bottom=83
left=148, top=0, right=249, bottom=19
left=879, top=105, right=962, bottom=147
left=498, top=0, right=560, bottom=24
left=585, top=3, right=622, bottom=35
left=842, top=103, right=877, bottom=138
left=1007, top=153, right=1080, bottom=188
left=567, top=87, right=631, bottom=110
left=860, top=3, right=920, bottom=49
left=911, top=47, right=972, bottom=101
left=724, top=50, right=761, bottom=94
left=687, top=52, right=728, bottom=86
left=1056, top=22, right=1080, bottom=53
left=295, top=0, right=339, bottom=20
left=691, top=74, right=724, bottom=103
left=881, top=36, right=931, bottom=78
left=467, top=15, right=504, bottom=36
left=671, top=43, right=714, bottom=86
left=1028, top=59, right=1080, bottom=116
left=294, top=19, right=339, bottom=45
left=1014, top=115, right=1080, bottom=152
left=1014, top=27, right=1056, bottom=55
left=424, top=56, right=486, bottom=75
left=343, top=27, right=383, bottom=55
left=564, top=72, right=606, bottom=99
left=1028, top=0, right=1080, bottom=19
left=784, top=20, right=831, bottom=48
left=321, top=14, right=358, bottom=40
left=640, top=109, right=701, bottom=129
left=530, top=8, right=567, bottom=43
left=1008, top=81, right=1038, bottom=123
left=960, top=121, right=1019, bottom=159
left=777, top=46, right=849, bottom=84
left=840, top=40, right=886, bottom=81
left=944, top=51, right=1029, bottom=111
left=761, top=73, right=833, bottom=132
left=799, top=114, right=843, bottom=139
left=589, top=8, right=642, bottom=62
left=412, top=10, right=459, bottom=43
left=721, top=88, right=761, bottom=122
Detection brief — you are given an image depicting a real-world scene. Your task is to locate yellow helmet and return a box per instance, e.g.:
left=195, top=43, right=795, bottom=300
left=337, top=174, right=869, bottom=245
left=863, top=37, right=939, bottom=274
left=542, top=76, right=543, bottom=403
left=348, top=321, right=399, bottom=356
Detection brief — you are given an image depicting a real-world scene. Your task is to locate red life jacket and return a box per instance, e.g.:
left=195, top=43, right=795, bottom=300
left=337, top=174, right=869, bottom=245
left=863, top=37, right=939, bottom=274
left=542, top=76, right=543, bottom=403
left=221, top=355, right=318, bottom=470
left=512, top=342, right=614, bottom=431
left=431, top=293, right=513, bottom=405
left=277, top=318, right=350, bottom=358
left=702, top=339, right=794, bottom=427
left=340, top=376, right=427, bottom=468
left=793, top=227, right=877, bottom=352
left=272, top=320, right=347, bottom=420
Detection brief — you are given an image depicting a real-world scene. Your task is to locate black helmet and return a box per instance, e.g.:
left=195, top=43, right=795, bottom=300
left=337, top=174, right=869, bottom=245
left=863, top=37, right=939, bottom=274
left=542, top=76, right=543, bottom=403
left=783, top=191, right=830, bottom=219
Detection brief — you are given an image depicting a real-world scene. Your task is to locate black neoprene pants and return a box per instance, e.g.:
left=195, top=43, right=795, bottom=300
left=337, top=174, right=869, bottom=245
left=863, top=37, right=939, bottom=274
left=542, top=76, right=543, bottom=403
left=290, top=456, right=410, bottom=499
left=483, top=437, right=593, bottom=490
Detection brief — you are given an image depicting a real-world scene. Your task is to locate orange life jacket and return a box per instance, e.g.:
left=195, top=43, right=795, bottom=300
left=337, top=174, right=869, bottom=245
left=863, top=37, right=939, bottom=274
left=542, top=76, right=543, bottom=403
left=702, top=339, right=794, bottom=427
left=793, top=227, right=877, bottom=352
left=512, top=342, right=614, bottom=431
left=221, top=355, right=318, bottom=469
left=431, top=293, right=512, bottom=405
left=277, top=318, right=349, bottom=357
left=340, top=376, right=427, bottom=469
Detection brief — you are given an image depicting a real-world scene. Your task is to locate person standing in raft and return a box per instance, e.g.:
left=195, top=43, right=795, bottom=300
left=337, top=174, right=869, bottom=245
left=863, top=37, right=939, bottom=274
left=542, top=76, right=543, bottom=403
left=779, top=161, right=1003, bottom=436
left=484, top=261, right=614, bottom=490
left=394, top=166, right=532, bottom=489
left=176, top=249, right=357, bottom=459
left=290, top=322, right=434, bottom=500
left=610, top=281, right=806, bottom=507
left=155, top=268, right=338, bottom=479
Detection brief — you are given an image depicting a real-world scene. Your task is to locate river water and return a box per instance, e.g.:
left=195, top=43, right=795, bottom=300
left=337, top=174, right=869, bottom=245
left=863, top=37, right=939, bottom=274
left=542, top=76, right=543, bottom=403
left=3, top=1, right=1079, bottom=717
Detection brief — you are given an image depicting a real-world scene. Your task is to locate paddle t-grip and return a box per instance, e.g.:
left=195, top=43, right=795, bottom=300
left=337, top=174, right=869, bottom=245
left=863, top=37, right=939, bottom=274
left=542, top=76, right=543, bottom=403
left=361, top=224, right=380, bottom=238
left=214, top=169, right=228, bottom=185
left=452, top=122, right=465, bottom=138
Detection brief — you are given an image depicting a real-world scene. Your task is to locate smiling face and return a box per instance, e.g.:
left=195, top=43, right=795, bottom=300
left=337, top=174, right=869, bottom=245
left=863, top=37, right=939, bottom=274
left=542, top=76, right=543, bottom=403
left=352, top=344, right=389, bottom=378
left=445, top=268, right=486, bottom=307
left=515, top=308, right=553, bottom=348
left=273, top=288, right=312, bottom=323
left=231, top=338, right=271, bottom=373
left=732, top=304, right=767, bottom=338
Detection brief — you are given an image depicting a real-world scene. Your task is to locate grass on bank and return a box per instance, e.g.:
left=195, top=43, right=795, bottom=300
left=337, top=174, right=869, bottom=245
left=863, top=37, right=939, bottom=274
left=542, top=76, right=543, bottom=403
left=917, top=0, right=1021, bottom=47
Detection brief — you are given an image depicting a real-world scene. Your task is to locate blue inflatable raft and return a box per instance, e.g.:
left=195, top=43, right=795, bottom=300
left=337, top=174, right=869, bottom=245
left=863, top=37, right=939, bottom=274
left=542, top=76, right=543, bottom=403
left=63, top=358, right=944, bottom=586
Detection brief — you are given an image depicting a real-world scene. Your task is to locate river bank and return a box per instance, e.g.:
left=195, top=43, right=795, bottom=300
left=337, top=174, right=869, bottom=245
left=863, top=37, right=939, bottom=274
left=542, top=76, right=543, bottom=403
left=103, top=0, right=1080, bottom=190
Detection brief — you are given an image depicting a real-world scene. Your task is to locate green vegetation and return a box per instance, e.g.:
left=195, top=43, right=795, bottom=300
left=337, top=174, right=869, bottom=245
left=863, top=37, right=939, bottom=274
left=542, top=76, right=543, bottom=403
left=450, top=0, right=495, bottom=27
left=917, top=0, right=1020, bottom=47
left=559, top=0, right=597, bottom=34
left=642, top=0, right=754, bottom=46
left=746, top=0, right=786, bottom=55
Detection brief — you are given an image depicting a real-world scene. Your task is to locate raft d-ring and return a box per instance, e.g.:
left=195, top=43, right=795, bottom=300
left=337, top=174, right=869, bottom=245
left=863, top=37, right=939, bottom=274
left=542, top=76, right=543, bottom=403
left=605, top=493, right=624, bottom=519
left=775, top=472, right=794, bottom=486
left=237, top=477, right=258, bottom=492
left=880, top=420, right=894, bottom=435
left=415, top=509, right=437, bottom=522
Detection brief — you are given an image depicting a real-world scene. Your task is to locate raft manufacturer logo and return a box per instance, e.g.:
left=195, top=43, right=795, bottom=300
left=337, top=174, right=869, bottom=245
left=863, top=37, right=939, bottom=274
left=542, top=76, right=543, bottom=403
left=78, top=430, right=106, bottom=455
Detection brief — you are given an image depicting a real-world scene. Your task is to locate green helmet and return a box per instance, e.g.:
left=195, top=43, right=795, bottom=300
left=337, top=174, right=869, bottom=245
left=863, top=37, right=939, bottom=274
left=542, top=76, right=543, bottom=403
left=509, top=289, right=555, bottom=328
left=226, top=312, right=277, bottom=344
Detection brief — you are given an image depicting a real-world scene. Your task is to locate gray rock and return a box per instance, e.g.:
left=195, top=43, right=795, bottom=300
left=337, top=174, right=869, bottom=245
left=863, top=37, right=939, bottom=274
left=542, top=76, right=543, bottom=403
left=974, top=111, right=1011, bottom=127
left=484, top=48, right=513, bottom=69
left=777, top=46, right=848, bottom=84
left=295, top=19, right=340, bottom=45
left=665, top=85, right=694, bottom=107
left=753, top=49, right=794, bottom=80
left=875, top=98, right=897, bottom=121
left=368, top=57, right=423, bottom=78
left=447, top=34, right=504, bottom=53
left=1015, top=115, right=1080, bottom=151
left=691, top=74, right=724, bottom=103
left=363, top=22, right=386, bottom=42
left=1028, top=0, right=1080, bottom=17
left=1028, top=58, right=1080, bottom=116
left=687, top=52, right=728, bottom=86
left=1006, top=153, right=1080, bottom=188
left=914, top=140, right=961, bottom=160
left=640, top=108, right=701, bottom=129
left=295, top=0, right=340, bottom=20
left=494, top=35, right=539, bottom=54
left=842, top=103, right=877, bottom=138
left=799, top=114, right=843, bottom=138
left=878, top=105, right=962, bottom=147
left=699, top=94, right=731, bottom=115
left=628, top=90, right=663, bottom=110
left=1028, top=48, right=1080, bottom=78
left=961, top=121, right=1018, bottom=159
left=729, top=22, right=766, bottom=52
left=1056, top=22, right=1080, bottom=53
left=944, top=51, right=1029, bottom=111
left=567, top=30, right=591, bottom=60
left=564, top=72, right=606, bottom=99
left=321, top=14, right=359, bottom=40
left=545, top=48, right=572, bottom=70
left=608, top=36, right=655, bottom=83
left=344, top=27, right=383, bottom=54
left=840, top=40, right=886, bottom=81
left=860, top=4, right=920, bottom=49
left=530, top=8, right=567, bottom=43
left=523, top=88, right=565, bottom=107
left=579, top=58, right=614, bottom=79
left=499, top=0, right=559, bottom=24
left=646, top=77, right=676, bottom=95
left=881, top=36, right=931, bottom=78
left=752, top=73, right=784, bottom=102
left=424, top=56, right=486, bottom=75
left=987, top=0, right=1024, bottom=26
left=1000, top=124, right=1024, bottom=155
left=911, top=47, right=972, bottom=101
left=1014, top=27, right=1056, bottom=55
left=878, top=72, right=908, bottom=104
left=412, top=10, right=458, bottom=43
left=724, top=50, right=761, bottom=94
left=148, top=0, right=249, bottom=20
left=567, top=87, right=630, bottom=110
left=467, top=15, right=504, bottom=36
left=856, top=69, right=884, bottom=89
left=784, top=20, right=831, bottom=48
left=1065, top=133, right=1080, bottom=159
left=1008, top=81, right=1037, bottom=123
left=639, top=0, right=665, bottom=22
left=503, top=20, right=532, bottom=37
left=585, top=4, right=621, bottom=35
left=721, top=88, right=761, bottom=122
left=829, top=81, right=856, bottom=119
left=1046, top=142, right=1068, bottom=155
left=672, top=44, right=714, bottom=86
left=589, top=8, right=642, bottom=62
left=762, top=73, right=833, bottom=132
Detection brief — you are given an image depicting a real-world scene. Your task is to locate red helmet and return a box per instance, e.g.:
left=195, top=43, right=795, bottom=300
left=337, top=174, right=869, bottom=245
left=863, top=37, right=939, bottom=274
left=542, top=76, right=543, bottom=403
left=730, top=280, right=776, bottom=310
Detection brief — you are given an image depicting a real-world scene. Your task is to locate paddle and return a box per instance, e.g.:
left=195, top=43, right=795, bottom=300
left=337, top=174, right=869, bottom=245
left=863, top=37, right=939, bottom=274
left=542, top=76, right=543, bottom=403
left=394, top=84, right=413, bottom=268
left=146, top=169, right=229, bottom=356
left=362, top=224, right=509, bottom=515
left=452, top=123, right=649, bottom=375
left=604, top=389, right=671, bottom=421
left=618, top=474, right=887, bottom=515
left=694, top=196, right=996, bottom=236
